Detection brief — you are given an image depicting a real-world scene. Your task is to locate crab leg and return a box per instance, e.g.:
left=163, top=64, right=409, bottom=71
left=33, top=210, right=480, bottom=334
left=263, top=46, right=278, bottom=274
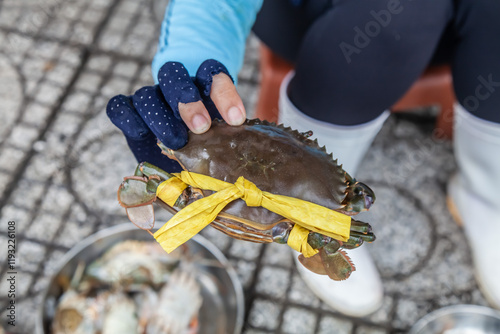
left=343, top=231, right=375, bottom=248
left=138, top=162, right=174, bottom=180
left=298, top=240, right=355, bottom=281
left=298, top=223, right=373, bottom=280
left=350, top=219, right=373, bottom=234
left=298, top=252, right=327, bottom=275
left=319, top=247, right=355, bottom=281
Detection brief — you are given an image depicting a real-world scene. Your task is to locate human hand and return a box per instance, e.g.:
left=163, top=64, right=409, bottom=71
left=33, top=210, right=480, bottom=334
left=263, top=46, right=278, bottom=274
left=106, top=59, right=246, bottom=172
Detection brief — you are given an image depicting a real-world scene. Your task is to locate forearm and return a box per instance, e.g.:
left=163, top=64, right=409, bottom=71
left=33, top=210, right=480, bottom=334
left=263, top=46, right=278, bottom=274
left=152, top=0, right=263, bottom=83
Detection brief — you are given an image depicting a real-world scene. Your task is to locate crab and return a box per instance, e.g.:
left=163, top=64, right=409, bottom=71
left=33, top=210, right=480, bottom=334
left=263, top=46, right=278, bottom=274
left=118, top=119, right=376, bottom=281
left=52, top=241, right=201, bottom=334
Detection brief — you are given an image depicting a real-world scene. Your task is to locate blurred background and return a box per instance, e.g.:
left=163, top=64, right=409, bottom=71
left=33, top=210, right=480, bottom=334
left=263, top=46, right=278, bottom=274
left=0, top=0, right=494, bottom=333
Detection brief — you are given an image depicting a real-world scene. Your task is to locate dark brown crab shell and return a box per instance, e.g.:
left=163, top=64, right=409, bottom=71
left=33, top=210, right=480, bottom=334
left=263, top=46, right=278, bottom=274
left=161, top=119, right=351, bottom=243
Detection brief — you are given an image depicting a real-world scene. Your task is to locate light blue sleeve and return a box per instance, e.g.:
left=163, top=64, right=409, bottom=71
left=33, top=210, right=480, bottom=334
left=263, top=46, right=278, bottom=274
left=152, top=0, right=263, bottom=85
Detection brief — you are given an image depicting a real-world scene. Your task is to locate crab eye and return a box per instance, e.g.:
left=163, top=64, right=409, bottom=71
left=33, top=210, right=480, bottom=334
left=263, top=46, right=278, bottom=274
left=354, top=187, right=362, bottom=196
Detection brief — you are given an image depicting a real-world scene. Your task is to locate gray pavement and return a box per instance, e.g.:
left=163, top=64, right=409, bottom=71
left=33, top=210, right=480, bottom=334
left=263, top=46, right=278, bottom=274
left=0, top=1, right=493, bottom=333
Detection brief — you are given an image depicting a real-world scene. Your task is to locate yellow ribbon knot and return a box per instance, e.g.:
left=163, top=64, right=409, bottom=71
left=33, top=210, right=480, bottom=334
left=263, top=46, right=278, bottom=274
left=234, top=177, right=262, bottom=207
left=153, top=171, right=351, bottom=256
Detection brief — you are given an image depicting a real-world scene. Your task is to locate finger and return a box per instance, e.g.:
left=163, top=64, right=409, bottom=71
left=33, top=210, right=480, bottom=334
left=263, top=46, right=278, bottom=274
left=178, top=100, right=211, bottom=134
left=131, top=85, right=188, bottom=150
left=211, top=73, right=246, bottom=126
left=107, top=94, right=182, bottom=172
left=107, top=94, right=152, bottom=140
left=157, top=61, right=202, bottom=117
left=195, top=59, right=245, bottom=126
left=106, top=94, right=157, bottom=159
left=157, top=61, right=211, bottom=134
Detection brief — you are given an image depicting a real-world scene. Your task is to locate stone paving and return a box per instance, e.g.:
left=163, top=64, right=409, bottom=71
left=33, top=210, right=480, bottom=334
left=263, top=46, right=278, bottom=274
left=0, top=1, right=494, bottom=333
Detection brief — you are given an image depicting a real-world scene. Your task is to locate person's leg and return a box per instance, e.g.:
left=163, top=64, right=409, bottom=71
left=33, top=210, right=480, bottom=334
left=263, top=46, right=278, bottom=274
left=289, top=0, right=455, bottom=125
left=252, top=0, right=332, bottom=121
left=448, top=0, right=500, bottom=309
left=278, top=0, right=454, bottom=316
left=252, top=0, right=332, bottom=64
left=452, top=0, right=500, bottom=122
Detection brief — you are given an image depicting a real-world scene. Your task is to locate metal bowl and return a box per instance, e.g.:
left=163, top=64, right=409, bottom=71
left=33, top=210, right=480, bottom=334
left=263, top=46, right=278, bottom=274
left=409, top=304, right=500, bottom=334
left=37, top=224, right=244, bottom=334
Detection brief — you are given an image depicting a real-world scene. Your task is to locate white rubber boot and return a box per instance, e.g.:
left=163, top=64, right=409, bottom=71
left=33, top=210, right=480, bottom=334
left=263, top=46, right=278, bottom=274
left=279, top=72, right=389, bottom=317
left=448, top=103, right=500, bottom=309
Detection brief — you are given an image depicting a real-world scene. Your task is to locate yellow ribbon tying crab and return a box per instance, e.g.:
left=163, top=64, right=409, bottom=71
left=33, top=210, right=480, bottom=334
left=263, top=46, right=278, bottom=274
left=153, top=171, right=351, bottom=257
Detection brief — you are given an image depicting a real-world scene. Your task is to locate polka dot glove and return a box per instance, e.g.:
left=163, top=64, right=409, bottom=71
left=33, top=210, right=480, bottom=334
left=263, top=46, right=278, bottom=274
left=106, top=59, right=232, bottom=173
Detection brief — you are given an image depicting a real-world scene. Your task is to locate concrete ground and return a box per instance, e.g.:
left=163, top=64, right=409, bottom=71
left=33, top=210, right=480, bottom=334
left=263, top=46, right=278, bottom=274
left=0, top=0, right=494, bottom=333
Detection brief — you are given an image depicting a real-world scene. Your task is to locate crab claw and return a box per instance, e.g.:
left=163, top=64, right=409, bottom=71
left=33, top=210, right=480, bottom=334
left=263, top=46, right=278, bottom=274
left=125, top=205, right=155, bottom=231
left=342, top=181, right=375, bottom=213
left=118, top=176, right=157, bottom=230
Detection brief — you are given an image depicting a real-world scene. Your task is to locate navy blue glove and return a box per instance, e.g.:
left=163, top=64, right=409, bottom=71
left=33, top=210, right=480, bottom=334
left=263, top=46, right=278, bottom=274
left=107, top=59, right=232, bottom=172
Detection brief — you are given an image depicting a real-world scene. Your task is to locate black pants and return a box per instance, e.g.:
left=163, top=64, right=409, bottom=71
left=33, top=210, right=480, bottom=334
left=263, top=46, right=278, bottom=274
left=253, top=0, right=500, bottom=125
